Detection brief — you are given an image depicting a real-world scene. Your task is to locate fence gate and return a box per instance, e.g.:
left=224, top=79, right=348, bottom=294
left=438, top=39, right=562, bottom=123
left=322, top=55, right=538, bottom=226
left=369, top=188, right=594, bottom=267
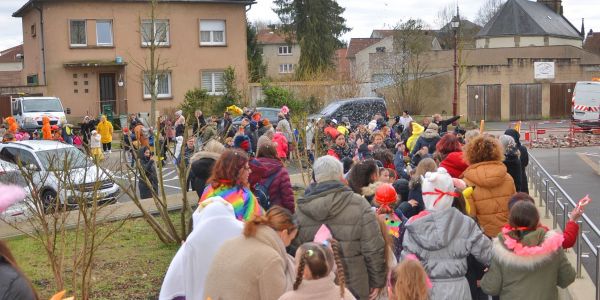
left=550, top=83, right=575, bottom=119
left=510, top=84, right=542, bottom=121
left=467, top=84, right=501, bottom=121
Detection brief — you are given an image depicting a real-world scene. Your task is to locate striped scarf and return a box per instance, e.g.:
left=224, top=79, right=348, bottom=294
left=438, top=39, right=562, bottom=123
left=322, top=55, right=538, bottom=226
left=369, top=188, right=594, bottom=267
left=200, top=185, right=263, bottom=221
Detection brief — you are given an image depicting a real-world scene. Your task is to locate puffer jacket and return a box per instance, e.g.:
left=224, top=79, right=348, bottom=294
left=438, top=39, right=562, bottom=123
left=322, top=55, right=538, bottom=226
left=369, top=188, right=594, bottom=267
left=249, top=157, right=295, bottom=213
left=406, top=122, right=424, bottom=153
left=462, top=161, right=516, bottom=237
left=439, top=151, right=468, bottom=178
left=410, top=129, right=440, bottom=156
left=272, top=133, right=289, bottom=159
left=0, top=257, right=36, bottom=300
left=96, top=119, right=113, bottom=143
left=402, top=208, right=492, bottom=300
left=293, top=181, right=386, bottom=300
left=481, top=227, right=575, bottom=300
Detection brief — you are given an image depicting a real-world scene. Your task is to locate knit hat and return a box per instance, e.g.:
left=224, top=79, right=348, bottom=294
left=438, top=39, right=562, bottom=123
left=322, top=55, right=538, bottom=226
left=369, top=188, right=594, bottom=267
left=393, top=178, right=409, bottom=202
left=233, top=135, right=251, bottom=153
left=427, top=123, right=439, bottom=131
left=421, top=167, right=458, bottom=211
left=375, top=183, right=397, bottom=209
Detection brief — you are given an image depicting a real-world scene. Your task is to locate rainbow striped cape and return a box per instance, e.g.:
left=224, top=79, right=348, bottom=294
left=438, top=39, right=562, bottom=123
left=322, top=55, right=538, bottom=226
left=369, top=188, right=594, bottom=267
left=200, top=185, right=263, bottom=221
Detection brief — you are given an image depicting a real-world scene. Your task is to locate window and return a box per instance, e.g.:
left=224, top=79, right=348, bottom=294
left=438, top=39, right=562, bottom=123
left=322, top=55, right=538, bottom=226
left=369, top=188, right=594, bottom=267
left=70, top=20, right=87, bottom=46
left=96, top=20, right=113, bottom=46
left=31, top=24, right=36, bottom=37
left=26, top=74, right=38, bottom=86
left=141, top=19, right=170, bottom=46
left=200, top=20, right=226, bottom=46
left=278, top=45, right=292, bottom=55
left=202, top=71, right=224, bottom=95
left=143, top=72, right=172, bottom=98
left=279, top=64, right=294, bottom=74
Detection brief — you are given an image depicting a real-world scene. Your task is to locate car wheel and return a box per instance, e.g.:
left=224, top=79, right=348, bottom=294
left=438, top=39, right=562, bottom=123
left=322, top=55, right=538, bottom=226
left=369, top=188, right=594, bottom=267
left=42, top=190, right=58, bottom=212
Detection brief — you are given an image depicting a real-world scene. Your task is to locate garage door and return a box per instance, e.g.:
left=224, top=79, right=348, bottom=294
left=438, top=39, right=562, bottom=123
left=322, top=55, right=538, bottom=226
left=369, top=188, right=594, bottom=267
left=510, top=84, right=542, bottom=121
left=550, top=83, right=575, bottom=119
left=0, top=96, right=11, bottom=119
left=467, top=85, right=501, bottom=121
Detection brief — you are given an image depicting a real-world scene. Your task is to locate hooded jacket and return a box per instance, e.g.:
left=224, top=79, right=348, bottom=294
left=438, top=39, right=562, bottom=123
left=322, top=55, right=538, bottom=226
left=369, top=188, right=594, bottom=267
left=410, top=129, right=440, bottom=156
left=462, top=161, right=516, bottom=237
left=504, top=129, right=529, bottom=193
left=249, top=157, right=295, bottom=213
left=204, top=225, right=296, bottom=300
left=406, top=122, right=424, bottom=153
left=273, top=132, right=289, bottom=159
left=96, top=117, right=113, bottom=143
left=481, top=227, right=575, bottom=300
left=402, top=208, right=492, bottom=300
left=293, top=180, right=386, bottom=300
left=439, top=151, right=469, bottom=178
left=503, top=151, right=522, bottom=192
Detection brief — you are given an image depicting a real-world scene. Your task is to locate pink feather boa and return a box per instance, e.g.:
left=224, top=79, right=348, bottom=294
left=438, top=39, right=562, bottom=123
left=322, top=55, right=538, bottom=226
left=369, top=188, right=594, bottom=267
left=501, top=225, right=564, bottom=256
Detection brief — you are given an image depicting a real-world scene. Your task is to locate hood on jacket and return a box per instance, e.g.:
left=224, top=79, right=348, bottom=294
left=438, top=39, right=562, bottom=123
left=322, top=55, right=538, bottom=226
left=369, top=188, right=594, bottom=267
left=299, top=180, right=356, bottom=222
left=411, top=122, right=424, bottom=137
left=249, top=157, right=283, bottom=179
left=421, top=129, right=440, bottom=140
left=504, top=129, right=522, bottom=148
left=493, top=228, right=564, bottom=269
left=462, top=161, right=509, bottom=189
left=361, top=181, right=382, bottom=197
left=405, top=208, right=468, bottom=250
left=440, top=152, right=468, bottom=178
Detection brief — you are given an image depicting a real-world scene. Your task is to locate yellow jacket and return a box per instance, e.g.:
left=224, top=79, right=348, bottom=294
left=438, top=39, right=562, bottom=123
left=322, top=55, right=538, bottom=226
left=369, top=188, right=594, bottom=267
left=337, top=125, right=349, bottom=136
left=96, top=118, right=113, bottom=143
left=406, top=122, right=424, bottom=152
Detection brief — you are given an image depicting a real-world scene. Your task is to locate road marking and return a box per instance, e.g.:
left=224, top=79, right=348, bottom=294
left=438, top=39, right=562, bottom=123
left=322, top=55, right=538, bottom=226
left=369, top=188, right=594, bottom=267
left=554, top=175, right=572, bottom=180
left=577, top=153, right=600, bottom=176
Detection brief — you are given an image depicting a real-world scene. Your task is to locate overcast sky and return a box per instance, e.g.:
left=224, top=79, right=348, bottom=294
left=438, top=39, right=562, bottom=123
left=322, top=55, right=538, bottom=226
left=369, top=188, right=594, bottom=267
left=1, top=0, right=599, bottom=50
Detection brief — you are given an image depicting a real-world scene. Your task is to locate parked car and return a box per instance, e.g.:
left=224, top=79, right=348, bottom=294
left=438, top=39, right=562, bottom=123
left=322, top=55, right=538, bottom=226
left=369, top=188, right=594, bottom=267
left=0, top=160, right=30, bottom=221
left=572, top=81, right=600, bottom=129
left=309, top=97, right=388, bottom=127
left=0, top=140, right=120, bottom=210
left=231, top=107, right=281, bottom=127
left=11, top=96, right=68, bottom=131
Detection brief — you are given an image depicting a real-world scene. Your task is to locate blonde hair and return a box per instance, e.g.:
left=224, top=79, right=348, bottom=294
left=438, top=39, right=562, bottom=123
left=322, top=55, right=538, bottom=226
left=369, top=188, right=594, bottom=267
left=391, top=259, right=429, bottom=300
left=243, top=206, right=297, bottom=237
left=410, top=158, right=437, bottom=189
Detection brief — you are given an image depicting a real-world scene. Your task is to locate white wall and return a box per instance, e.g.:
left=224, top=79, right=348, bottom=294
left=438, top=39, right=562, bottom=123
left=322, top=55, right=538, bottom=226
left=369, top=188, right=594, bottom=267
left=0, top=62, right=23, bottom=72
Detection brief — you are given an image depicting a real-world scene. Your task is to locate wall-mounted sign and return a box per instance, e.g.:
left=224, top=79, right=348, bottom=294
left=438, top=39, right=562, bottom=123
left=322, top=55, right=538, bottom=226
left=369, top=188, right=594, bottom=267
left=534, top=62, right=555, bottom=80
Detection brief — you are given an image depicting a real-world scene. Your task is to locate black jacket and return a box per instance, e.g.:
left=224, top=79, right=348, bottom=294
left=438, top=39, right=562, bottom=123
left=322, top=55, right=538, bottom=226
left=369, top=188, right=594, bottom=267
left=434, top=115, right=461, bottom=134
left=503, top=152, right=522, bottom=192
left=138, top=148, right=158, bottom=199
left=0, top=258, right=36, bottom=300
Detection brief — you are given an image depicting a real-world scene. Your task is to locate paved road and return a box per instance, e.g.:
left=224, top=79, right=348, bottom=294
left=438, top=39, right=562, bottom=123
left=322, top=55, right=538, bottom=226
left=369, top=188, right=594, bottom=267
left=530, top=146, right=600, bottom=280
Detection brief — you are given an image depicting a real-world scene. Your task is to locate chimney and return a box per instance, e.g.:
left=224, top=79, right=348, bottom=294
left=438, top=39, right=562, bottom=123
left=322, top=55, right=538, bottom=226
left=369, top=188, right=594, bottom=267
left=537, top=0, right=563, bottom=15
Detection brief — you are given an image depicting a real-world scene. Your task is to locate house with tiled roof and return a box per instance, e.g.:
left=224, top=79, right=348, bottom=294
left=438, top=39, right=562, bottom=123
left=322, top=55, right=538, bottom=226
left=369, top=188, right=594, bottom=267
left=0, top=45, right=23, bottom=87
left=5, top=0, right=253, bottom=119
left=256, top=29, right=299, bottom=79
left=584, top=29, right=600, bottom=56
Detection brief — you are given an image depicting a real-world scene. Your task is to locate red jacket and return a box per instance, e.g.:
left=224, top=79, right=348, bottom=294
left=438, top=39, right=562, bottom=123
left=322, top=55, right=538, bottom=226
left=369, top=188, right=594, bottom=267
left=562, top=220, right=579, bottom=249
left=248, top=157, right=295, bottom=213
left=272, top=133, right=288, bottom=159
left=439, top=151, right=469, bottom=178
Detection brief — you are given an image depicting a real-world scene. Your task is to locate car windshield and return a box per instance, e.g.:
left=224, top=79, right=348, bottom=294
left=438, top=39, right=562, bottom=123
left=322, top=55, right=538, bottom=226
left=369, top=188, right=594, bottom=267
left=37, top=147, right=89, bottom=170
left=319, top=102, right=340, bottom=115
left=22, top=99, right=63, bottom=113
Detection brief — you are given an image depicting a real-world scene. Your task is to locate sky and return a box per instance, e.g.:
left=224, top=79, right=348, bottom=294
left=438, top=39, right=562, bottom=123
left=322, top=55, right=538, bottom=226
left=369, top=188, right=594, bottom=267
left=0, top=0, right=599, bottom=50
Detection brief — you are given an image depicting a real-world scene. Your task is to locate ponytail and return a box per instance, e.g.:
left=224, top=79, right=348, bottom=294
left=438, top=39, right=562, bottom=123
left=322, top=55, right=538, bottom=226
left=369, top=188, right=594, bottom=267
left=243, top=206, right=296, bottom=238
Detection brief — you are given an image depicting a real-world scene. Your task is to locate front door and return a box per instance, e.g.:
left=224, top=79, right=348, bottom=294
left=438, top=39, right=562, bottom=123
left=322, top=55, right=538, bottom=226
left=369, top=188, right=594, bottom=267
left=99, top=73, right=116, bottom=117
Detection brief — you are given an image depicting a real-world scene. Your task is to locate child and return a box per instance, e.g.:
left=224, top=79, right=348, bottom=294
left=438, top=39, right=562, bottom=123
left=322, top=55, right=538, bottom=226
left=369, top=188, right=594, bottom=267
left=279, top=240, right=355, bottom=300
left=90, top=130, right=104, bottom=161
left=481, top=201, right=576, bottom=299
left=224, top=137, right=234, bottom=148
left=387, top=258, right=429, bottom=300
left=401, top=167, right=492, bottom=300
left=373, top=183, right=402, bottom=268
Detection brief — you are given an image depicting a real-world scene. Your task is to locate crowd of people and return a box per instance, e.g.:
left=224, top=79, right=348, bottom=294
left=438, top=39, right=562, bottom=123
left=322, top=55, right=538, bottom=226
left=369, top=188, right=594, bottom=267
left=0, top=104, right=587, bottom=300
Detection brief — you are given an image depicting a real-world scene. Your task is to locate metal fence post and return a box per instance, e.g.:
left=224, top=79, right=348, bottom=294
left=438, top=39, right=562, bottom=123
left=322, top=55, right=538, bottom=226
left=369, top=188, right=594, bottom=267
left=563, top=201, right=569, bottom=231
left=544, top=180, right=550, bottom=218
left=596, top=245, right=600, bottom=300
left=553, top=197, right=559, bottom=229
left=577, top=220, right=583, bottom=278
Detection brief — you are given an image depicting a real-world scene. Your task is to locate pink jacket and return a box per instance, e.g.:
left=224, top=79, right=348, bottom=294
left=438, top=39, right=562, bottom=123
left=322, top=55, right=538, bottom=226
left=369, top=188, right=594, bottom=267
left=272, top=132, right=288, bottom=159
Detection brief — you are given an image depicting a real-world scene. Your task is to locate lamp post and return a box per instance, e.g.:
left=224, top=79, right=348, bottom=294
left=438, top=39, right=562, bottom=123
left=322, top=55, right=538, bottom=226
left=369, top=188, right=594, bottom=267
left=451, top=14, right=460, bottom=117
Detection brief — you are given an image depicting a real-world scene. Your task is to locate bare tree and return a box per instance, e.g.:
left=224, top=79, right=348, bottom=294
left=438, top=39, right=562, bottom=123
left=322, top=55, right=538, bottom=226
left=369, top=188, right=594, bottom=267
left=475, top=0, right=505, bottom=26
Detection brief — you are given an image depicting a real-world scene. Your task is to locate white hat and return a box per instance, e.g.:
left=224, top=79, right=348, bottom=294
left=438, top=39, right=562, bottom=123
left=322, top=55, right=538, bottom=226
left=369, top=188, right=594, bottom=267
left=421, top=167, right=457, bottom=211
left=331, top=119, right=338, bottom=124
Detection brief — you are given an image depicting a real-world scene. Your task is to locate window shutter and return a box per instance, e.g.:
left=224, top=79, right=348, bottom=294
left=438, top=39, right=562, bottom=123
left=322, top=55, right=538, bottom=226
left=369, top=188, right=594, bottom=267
left=202, top=72, right=213, bottom=91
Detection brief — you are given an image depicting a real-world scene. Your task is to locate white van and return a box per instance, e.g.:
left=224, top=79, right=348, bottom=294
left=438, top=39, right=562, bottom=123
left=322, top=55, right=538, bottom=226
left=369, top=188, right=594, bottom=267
left=572, top=81, right=600, bottom=127
left=11, top=97, right=67, bottom=131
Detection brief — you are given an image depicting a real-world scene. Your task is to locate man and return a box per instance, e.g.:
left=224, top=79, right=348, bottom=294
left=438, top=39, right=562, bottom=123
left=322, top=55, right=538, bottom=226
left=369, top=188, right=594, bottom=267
left=399, top=110, right=413, bottom=129
left=219, top=111, right=233, bottom=137
left=433, top=113, right=462, bottom=135
left=293, top=156, right=386, bottom=300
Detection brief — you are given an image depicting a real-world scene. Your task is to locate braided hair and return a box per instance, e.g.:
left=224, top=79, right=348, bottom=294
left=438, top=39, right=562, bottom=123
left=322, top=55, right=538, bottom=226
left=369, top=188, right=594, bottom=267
left=293, top=239, right=347, bottom=299
left=330, top=239, right=346, bottom=298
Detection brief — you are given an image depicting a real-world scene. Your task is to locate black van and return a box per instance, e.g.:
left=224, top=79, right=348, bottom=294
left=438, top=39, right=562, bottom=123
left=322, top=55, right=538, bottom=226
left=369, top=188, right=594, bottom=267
left=310, top=97, right=388, bottom=126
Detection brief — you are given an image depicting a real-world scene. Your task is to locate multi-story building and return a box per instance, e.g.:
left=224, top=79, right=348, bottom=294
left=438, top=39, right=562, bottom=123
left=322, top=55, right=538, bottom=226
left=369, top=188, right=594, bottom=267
left=0, top=45, right=23, bottom=87
left=11, top=0, right=252, bottom=121
left=256, top=29, right=299, bottom=80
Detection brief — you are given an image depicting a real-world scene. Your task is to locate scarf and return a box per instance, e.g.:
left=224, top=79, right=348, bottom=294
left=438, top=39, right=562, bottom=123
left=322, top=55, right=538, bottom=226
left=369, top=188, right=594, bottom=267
left=200, top=185, right=263, bottom=221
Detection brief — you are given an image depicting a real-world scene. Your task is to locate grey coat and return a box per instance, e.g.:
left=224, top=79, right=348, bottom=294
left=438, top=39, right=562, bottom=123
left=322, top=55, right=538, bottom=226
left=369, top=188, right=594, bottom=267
left=293, top=180, right=386, bottom=300
left=401, top=208, right=492, bottom=300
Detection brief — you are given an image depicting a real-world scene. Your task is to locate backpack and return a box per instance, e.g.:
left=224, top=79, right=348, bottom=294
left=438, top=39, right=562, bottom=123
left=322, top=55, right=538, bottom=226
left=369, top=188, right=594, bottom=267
left=253, top=171, right=278, bottom=210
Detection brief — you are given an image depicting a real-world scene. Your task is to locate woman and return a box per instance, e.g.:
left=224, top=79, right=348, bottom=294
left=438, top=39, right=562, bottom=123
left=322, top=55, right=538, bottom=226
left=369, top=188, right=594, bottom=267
left=96, top=115, right=113, bottom=153
left=499, top=135, right=522, bottom=192
left=174, top=110, right=186, bottom=137
left=504, top=129, right=529, bottom=193
left=327, top=133, right=353, bottom=161
left=370, top=132, right=386, bottom=149
left=406, top=122, right=424, bottom=153
left=204, top=206, right=297, bottom=300
left=396, top=158, right=437, bottom=219
left=249, top=143, right=295, bottom=213
left=200, top=149, right=263, bottom=221
left=159, top=198, right=243, bottom=300
left=481, top=201, right=575, bottom=299
left=402, top=168, right=492, bottom=300
left=437, top=133, right=468, bottom=178
left=347, top=159, right=379, bottom=203
left=138, top=146, right=158, bottom=199
left=273, top=128, right=289, bottom=160
left=188, top=140, right=225, bottom=197
left=462, top=136, right=516, bottom=238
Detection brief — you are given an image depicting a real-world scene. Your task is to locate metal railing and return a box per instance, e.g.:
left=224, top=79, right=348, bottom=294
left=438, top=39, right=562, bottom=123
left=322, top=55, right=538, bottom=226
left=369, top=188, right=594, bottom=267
left=529, top=154, right=600, bottom=300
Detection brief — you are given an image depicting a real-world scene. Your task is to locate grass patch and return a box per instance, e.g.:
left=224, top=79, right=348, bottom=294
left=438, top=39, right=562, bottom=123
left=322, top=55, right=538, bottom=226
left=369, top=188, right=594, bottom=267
left=6, top=214, right=180, bottom=299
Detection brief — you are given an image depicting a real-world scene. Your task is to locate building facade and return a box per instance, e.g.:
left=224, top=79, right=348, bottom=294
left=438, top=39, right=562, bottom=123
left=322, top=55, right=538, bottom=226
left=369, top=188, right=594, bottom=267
left=256, top=29, right=299, bottom=80
left=0, top=45, right=23, bottom=87
left=12, top=0, right=251, bottom=121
